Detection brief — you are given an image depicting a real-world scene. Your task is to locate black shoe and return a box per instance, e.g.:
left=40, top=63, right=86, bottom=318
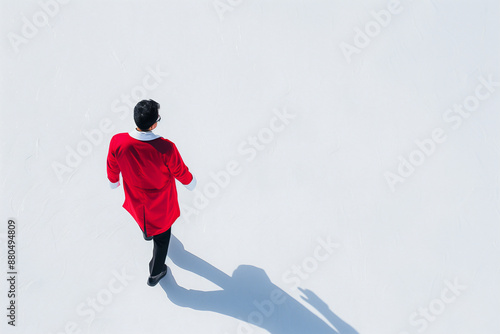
left=147, top=264, right=167, bottom=287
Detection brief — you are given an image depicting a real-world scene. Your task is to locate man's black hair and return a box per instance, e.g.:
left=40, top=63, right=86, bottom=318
left=134, top=99, right=160, bottom=131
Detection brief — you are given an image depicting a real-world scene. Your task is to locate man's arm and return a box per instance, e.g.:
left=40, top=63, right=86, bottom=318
left=166, top=142, right=196, bottom=191
left=106, top=138, right=121, bottom=189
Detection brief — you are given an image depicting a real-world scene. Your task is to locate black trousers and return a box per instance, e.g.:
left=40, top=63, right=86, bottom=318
left=148, top=228, right=172, bottom=277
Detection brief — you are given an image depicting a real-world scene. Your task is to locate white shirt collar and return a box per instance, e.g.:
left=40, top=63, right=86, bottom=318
left=128, top=128, right=161, bottom=141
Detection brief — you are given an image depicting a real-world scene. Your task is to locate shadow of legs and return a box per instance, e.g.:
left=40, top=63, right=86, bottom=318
left=168, top=234, right=231, bottom=288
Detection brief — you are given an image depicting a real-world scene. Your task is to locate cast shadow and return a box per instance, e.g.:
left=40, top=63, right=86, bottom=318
left=160, top=235, right=358, bottom=334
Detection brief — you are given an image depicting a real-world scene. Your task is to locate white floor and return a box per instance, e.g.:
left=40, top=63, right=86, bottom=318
left=1, top=1, right=499, bottom=333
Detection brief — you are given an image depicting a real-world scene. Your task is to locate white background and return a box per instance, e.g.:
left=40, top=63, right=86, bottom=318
left=1, top=0, right=499, bottom=333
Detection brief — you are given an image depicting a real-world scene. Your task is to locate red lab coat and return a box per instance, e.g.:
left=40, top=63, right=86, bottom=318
left=106, top=132, right=194, bottom=237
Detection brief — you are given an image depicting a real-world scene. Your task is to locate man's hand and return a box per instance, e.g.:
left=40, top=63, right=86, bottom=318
left=184, top=175, right=197, bottom=191
left=109, top=181, right=120, bottom=189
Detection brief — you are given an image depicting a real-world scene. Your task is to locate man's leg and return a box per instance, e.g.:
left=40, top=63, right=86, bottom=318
left=149, top=228, right=172, bottom=277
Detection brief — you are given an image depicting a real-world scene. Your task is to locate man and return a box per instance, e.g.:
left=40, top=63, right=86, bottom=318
left=106, top=99, right=196, bottom=287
